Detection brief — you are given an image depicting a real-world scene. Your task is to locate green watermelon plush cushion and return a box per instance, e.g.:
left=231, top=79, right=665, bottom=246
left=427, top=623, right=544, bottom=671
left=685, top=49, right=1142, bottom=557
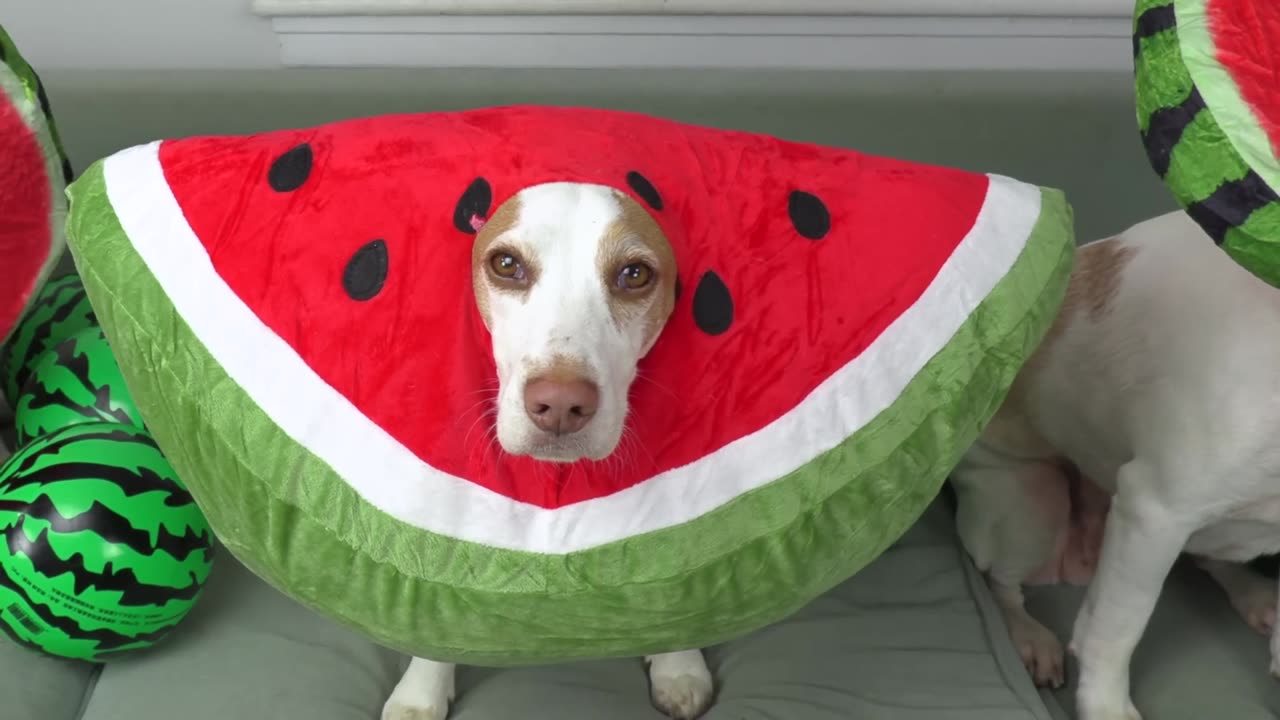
left=1134, top=0, right=1280, bottom=285
left=0, top=26, right=73, bottom=355
left=62, top=105, right=1074, bottom=665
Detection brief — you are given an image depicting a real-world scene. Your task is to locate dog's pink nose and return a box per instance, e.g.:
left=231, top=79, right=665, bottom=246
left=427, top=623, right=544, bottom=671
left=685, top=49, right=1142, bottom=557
left=523, top=377, right=600, bottom=436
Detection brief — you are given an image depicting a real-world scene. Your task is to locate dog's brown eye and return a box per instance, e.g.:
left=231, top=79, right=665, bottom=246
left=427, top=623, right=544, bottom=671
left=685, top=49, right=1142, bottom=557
left=618, top=263, right=654, bottom=290
left=490, top=252, right=523, bottom=280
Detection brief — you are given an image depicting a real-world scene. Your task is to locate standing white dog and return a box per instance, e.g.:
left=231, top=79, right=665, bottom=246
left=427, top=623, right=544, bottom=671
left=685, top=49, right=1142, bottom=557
left=952, top=210, right=1280, bottom=720
left=382, top=182, right=713, bottom=720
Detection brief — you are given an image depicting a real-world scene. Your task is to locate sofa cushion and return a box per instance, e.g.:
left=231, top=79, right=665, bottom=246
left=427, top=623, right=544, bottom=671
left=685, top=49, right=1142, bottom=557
left=38, top=497, right=1051, bottom=720
left=1028, top=559, right=1280, bottom=720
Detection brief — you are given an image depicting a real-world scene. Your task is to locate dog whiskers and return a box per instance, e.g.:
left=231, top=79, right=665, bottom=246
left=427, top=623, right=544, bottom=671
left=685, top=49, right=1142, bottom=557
left=617, top=422, right=656, bottom=474
left=633, top=371, right=679, bottom=404
left=460, top=391, right=501, bottom=458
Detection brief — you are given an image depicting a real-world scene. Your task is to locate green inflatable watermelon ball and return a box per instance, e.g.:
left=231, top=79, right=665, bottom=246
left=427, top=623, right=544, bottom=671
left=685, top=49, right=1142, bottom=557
left=14, top=326, right=144, bottom=446
left=0, top=273, right=98, bottom=404
left=0, top=422, right=214, bottom=662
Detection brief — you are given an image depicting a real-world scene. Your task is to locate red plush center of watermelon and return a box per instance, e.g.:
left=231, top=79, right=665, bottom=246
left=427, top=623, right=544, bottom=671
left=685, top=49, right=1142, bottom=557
left=1210, top=0, right=1280, bottom=158
left=0, top=91, right=52, bottom=337
left=159, top=107, right=988, bottom=509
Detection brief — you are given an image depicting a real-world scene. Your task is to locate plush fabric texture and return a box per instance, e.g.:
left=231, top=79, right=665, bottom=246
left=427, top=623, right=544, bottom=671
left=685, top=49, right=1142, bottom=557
left=62, top=105, right=1074, bottom=665
left=0, top=25, right=72, bottom=357
left=1134, top=0, right=1280, bottom=285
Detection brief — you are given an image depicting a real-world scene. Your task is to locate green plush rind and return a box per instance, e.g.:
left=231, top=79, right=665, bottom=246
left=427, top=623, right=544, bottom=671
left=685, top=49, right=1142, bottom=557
left=66, top=157, right=1073, bottom=665
left=1133, top=0, right=1280, bottom=286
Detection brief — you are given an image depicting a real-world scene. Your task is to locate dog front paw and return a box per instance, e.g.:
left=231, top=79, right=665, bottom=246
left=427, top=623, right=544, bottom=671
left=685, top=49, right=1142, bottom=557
left=647, top=651, right=714, bottom=719
left=381, top=698, right=450, bottom=720
left=1078, top=689, right=1142, bottom=720
left=383, top=659, right=455, bottom=720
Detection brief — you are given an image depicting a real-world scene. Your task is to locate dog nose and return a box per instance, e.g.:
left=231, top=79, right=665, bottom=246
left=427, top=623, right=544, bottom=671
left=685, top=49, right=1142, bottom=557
left=523, top=377, right=600, bottom=436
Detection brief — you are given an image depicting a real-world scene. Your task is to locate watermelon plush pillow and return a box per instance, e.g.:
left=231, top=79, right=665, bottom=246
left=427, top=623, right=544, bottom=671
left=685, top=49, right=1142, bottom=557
left=1134, top=0, right=1280, bottom=285
left=0, top=25, right=74, bottom=365
left=62, top=106, right=1074, bottom=665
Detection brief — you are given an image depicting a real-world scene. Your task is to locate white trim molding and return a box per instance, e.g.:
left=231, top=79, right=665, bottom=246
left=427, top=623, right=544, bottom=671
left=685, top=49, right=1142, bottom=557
left=253, top=0, right=1136, bottom=16
left=253, top=1, right=1137, bottom=72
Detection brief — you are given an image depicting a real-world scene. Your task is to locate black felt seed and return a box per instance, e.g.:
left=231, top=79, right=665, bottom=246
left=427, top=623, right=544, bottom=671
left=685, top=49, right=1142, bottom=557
left=268, top=143, right=314, bottom=193
left=343, top=240, right=389, bottom=301
left=454, top=177, right=493, bottom=234
left=692, top=271, right=733, bottom=336
left=788, top=190, right=830, bottom=240
left=674, top=277, right=683, bottom=301
left=626, top=171, right=663, bottom=211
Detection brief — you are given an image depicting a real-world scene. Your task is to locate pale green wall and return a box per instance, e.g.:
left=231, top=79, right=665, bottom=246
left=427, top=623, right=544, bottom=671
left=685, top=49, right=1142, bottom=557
left=40, top=68, right=1177, bottom=244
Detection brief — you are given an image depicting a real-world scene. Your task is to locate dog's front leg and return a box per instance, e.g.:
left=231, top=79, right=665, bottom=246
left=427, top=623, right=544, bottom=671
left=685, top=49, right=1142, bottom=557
left=1070, top=462, right=1196, bottom=720
left=645, top=650, right=713, bottom=719
left=383, top=657, right=456, bottom=720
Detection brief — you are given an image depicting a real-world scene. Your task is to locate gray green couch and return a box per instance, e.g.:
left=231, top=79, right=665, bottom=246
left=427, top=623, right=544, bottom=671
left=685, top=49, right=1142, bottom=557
left=4, top=67, right=1278, bottom=720
left=6, top=490, right=1279, bottom=720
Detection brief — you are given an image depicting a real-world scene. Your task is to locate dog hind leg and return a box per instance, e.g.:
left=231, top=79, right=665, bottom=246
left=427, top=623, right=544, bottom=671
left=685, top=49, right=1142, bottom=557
left=1196, top=556, right=1277, bottom=635
left=954, top=459, right=1071, bottom=688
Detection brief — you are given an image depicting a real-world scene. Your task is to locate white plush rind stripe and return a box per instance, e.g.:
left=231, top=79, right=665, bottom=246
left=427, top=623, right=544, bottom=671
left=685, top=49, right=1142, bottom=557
left=103, top=141, right=1040, bottom=554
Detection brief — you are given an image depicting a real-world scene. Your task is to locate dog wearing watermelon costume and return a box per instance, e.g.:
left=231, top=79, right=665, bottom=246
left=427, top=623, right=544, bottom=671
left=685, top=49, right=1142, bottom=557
left=0, top=26, right=73, bottom=385
left=61, top=105, right=1075, bottom=690
left=1134, top=0, right=1280, bottom=285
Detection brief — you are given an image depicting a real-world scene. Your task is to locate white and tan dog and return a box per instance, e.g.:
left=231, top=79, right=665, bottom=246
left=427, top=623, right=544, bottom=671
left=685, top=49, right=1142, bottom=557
left=382, top=183, right=713, bottom=720
left=952, top=210, right=1280, bottom=720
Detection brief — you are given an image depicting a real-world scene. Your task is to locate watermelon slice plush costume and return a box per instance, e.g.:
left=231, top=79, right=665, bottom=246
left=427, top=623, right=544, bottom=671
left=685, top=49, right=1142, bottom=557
left=63, top=105, right=1074, bottom=665
left=1134, top=0, right=1280, bottom=285
left=0, top=26, right=73, bottom=354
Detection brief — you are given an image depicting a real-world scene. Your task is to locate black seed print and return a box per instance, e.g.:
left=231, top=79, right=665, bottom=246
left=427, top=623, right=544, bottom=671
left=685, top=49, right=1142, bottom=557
left=343, top=240, right=389, bottom=301
left=626, top=171, right=663, bottom=211
left=454, top=177, right=493, bottom=234
left=788, top=191, right=830, bottom=240
left=692, top=271, right=733, bottom=336
left=268, top=143, right=313, bottom=192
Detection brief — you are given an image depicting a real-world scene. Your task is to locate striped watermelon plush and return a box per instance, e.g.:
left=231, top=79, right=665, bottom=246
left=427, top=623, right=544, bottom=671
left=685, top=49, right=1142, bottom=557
left=0, top=26, right=73, bottom=356
left=62, top=106, right=1075, bottom=665
left=1134, top=0, right=1280, bottom=285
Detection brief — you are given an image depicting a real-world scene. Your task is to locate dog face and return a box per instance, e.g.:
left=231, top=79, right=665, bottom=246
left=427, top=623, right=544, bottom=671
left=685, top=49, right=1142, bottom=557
left=471, top=182, right=678, bottom=462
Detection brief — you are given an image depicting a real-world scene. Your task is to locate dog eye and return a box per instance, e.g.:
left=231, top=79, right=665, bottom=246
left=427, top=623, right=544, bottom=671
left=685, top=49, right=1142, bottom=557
left=617, top=263, right=654, bottom=290
left=489, top=252, right=524, bottom=280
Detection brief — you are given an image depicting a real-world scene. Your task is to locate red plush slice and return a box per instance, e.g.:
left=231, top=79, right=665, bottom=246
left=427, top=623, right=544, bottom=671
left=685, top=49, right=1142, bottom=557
left=158, top=106, right=990, bottom=509
left=0, top=90, right=54, bottom=343
left=1209, top=0, right=1280, bottom=156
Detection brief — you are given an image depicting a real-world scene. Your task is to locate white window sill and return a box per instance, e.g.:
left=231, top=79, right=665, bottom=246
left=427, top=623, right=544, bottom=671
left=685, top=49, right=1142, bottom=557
left=251, top=1, right=1137, bottom=72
